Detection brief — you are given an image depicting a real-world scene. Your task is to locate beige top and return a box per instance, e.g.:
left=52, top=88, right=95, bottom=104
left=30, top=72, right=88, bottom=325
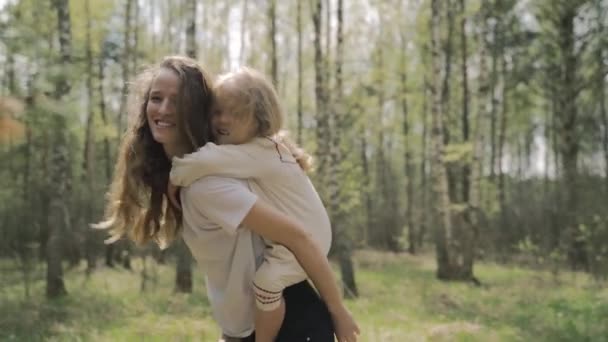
left=172, top=137, right=332, bottom=254
left=180, top=176, right=265, bottom=337
left=173, top=138, right=332, bottom=304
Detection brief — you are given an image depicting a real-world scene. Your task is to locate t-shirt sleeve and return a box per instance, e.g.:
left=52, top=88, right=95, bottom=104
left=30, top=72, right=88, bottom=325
left=181, top=176, right=258, bottom=235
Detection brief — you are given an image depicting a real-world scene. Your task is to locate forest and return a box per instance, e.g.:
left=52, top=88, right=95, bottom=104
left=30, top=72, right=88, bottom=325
left=1, top=0, right=608, bottom=341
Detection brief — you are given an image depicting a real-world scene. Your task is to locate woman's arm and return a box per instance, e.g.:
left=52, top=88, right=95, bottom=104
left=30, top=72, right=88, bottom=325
left=241, top=200, right=360, bottom=342
left=170, top=142, right=271, bottom=187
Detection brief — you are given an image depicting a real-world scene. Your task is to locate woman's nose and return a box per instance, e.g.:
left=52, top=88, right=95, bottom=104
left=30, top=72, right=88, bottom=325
left=159, top=100, right=173, bottom=115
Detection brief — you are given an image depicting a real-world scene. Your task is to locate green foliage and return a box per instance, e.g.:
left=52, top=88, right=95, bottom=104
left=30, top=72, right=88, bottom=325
left=444, top=142, right=473, bottom=164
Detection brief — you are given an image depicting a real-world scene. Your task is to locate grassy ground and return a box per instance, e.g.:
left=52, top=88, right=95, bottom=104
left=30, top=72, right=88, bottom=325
left=1, top=250, right=607, bottom=342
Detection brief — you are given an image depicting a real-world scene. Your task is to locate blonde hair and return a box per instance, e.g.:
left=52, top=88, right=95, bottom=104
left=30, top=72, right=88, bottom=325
left=93, top=56, right=215, bottom=247
left=216, top=67, right=313, bottom=171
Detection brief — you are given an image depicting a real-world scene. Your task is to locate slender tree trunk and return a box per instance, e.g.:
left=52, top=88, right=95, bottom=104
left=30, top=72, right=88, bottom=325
left=597, top=3, right=608, bottom=199
left=471, top=0, right=488, bottom=250
left=175, top=239, right=193, bottom=293
left=131, top=1, right=139, bottom=72
left=117, top=0, right=133, bottom=137
left=97, top=58, right=111, bottom=184
left=98, top=55, right=114, bottom=267
left=431, top=0, right=449, bottom=263
left=22, top=87, right=34, bottom=298
left=419, top=78, right=429, bottom=248
left=83, top=0, right=97, bottom=273
left=497, top=28, right=508, bottom=250
left=327, top=0, right=357, bottom=298
left=460, top=0, right=471, bottom=204
left=312, top=0, right=329, bottom=187
left=5, top=53, right=16, bottom=94
left=297, top=0, right=303, bottom=145
left=46, top=0, right=74, bottom=298
left=239, top=0, right=249, bottom=65
left=555, top=5, right=582, bottom=269
left=400, top=31, right=415, bottom=254
left=489, top=4, right=498, bottom=181
left=361, top=129, right=372, bottom=244
left=441, top=0, right=459, bottom=203
left=459, top=0, right=476, bottom=276
left=268, top=0, right=278, bottom=86
left=186, top=0, right=197, bottom=58
left=432, top=0, right=471, bottom=281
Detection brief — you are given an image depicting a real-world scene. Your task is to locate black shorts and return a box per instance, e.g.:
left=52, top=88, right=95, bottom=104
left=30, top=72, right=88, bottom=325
left=241, top=280, right=335, bottom=341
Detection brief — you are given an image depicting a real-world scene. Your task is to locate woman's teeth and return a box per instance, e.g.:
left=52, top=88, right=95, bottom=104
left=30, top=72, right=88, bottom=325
left=218, top=129, right=230, bottom=136
left=155, top=120, right=174, bottom=127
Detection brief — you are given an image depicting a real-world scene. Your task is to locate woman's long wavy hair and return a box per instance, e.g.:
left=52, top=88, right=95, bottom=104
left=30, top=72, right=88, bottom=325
left=93, top=56, right=214, bottom=247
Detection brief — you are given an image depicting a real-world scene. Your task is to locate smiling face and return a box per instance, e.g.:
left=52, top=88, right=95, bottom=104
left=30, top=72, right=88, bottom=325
left=146, top=68, right=188, bottom=156
left=211, top=82, right=258, bottom=145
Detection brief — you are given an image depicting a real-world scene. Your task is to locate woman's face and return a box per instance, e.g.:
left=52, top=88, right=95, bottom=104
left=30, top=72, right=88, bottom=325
left=146, top=68, right=185, bottom=155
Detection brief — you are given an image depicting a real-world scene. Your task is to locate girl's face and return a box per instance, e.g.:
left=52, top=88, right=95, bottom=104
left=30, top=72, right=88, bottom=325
left=211, top=84, right=257, bottom=145
left=146, top=69, right=186, bottom=156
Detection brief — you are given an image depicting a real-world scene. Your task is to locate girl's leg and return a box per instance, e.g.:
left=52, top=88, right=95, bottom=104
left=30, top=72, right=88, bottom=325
left=254, top=298, right=286, bottom=342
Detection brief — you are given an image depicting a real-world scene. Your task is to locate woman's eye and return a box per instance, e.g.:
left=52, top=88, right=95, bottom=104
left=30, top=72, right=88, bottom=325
left=150, top=96, right=162, bottom=102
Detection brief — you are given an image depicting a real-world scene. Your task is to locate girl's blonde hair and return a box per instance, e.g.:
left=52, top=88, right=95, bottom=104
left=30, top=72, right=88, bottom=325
left=216, top=67, right=313, bottom=171
left=93, top=56, right=215, bottom=247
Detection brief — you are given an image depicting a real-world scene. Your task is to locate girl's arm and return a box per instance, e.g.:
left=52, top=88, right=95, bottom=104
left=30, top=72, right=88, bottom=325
left=170, top=142, right=272, bottom=187
left=241, top=200, right=360, bottom=342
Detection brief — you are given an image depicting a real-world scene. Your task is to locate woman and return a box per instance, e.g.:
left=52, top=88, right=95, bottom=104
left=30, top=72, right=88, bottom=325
left=94, top=56, right=358, bottom=342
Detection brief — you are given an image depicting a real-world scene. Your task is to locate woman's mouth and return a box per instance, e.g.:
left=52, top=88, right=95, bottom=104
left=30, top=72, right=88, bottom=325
left=155, top=120, right=175, bottom=128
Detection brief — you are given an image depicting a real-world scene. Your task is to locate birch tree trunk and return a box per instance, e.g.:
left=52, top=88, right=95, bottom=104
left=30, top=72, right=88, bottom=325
left=47, top=0, right=72, bottom=298
left=328, top=0, right=358, bottom=298
left=297, top=0, right=303, bottom=145
left=400, top=30, right=415, bottom=254
left=83, top=0, right=97, bottom=273
left=268, top=0, right=278, bottom=86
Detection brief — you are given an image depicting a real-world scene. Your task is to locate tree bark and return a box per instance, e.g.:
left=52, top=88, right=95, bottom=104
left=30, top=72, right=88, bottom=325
left=400, top=29, right=415, bottom=254
left=83, top=0, right=97, bottom=273
left=459, top=0, right=476, bottom=276
left=431, top=0, right=452, bottom=279
left=497, top=26, right=508, bottom=249
left=46, top=0, right=74, bottom=299
left=186, top=0, right=197, bottom=58
left=312, top=0, right=329, bottom=187
left=175, top=238, right=193, bottom=293
left=431, top=0, right=476, bottom=281
left=268, top=0, right=278, bottom=86
left=239, top=0, right=249, bottom=65
left=297, top=0, right=303, bottom=145
left=329, top=0, right=357, bottom=298
left=117, top=0, right=133, bottom=137
left=419, top=77, right=429, bottom=248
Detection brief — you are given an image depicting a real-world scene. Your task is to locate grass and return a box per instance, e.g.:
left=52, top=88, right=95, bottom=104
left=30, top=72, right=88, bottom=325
left=1, top=251, right=607, bottom=341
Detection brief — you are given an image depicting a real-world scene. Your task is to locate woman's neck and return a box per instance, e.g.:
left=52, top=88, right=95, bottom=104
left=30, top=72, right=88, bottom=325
left=163, top=143, right=190, bottom=159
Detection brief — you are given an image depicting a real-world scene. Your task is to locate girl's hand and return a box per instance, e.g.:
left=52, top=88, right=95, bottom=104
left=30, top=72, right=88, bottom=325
left=331, top=305, right=360, bottom=342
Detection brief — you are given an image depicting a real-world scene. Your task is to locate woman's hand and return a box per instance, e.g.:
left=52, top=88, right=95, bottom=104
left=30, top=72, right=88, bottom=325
left=330, top=305, right=360, bottom=342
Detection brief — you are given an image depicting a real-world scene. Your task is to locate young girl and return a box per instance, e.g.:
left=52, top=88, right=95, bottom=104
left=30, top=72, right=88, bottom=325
left=170, top=67, right=352, bottom=342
